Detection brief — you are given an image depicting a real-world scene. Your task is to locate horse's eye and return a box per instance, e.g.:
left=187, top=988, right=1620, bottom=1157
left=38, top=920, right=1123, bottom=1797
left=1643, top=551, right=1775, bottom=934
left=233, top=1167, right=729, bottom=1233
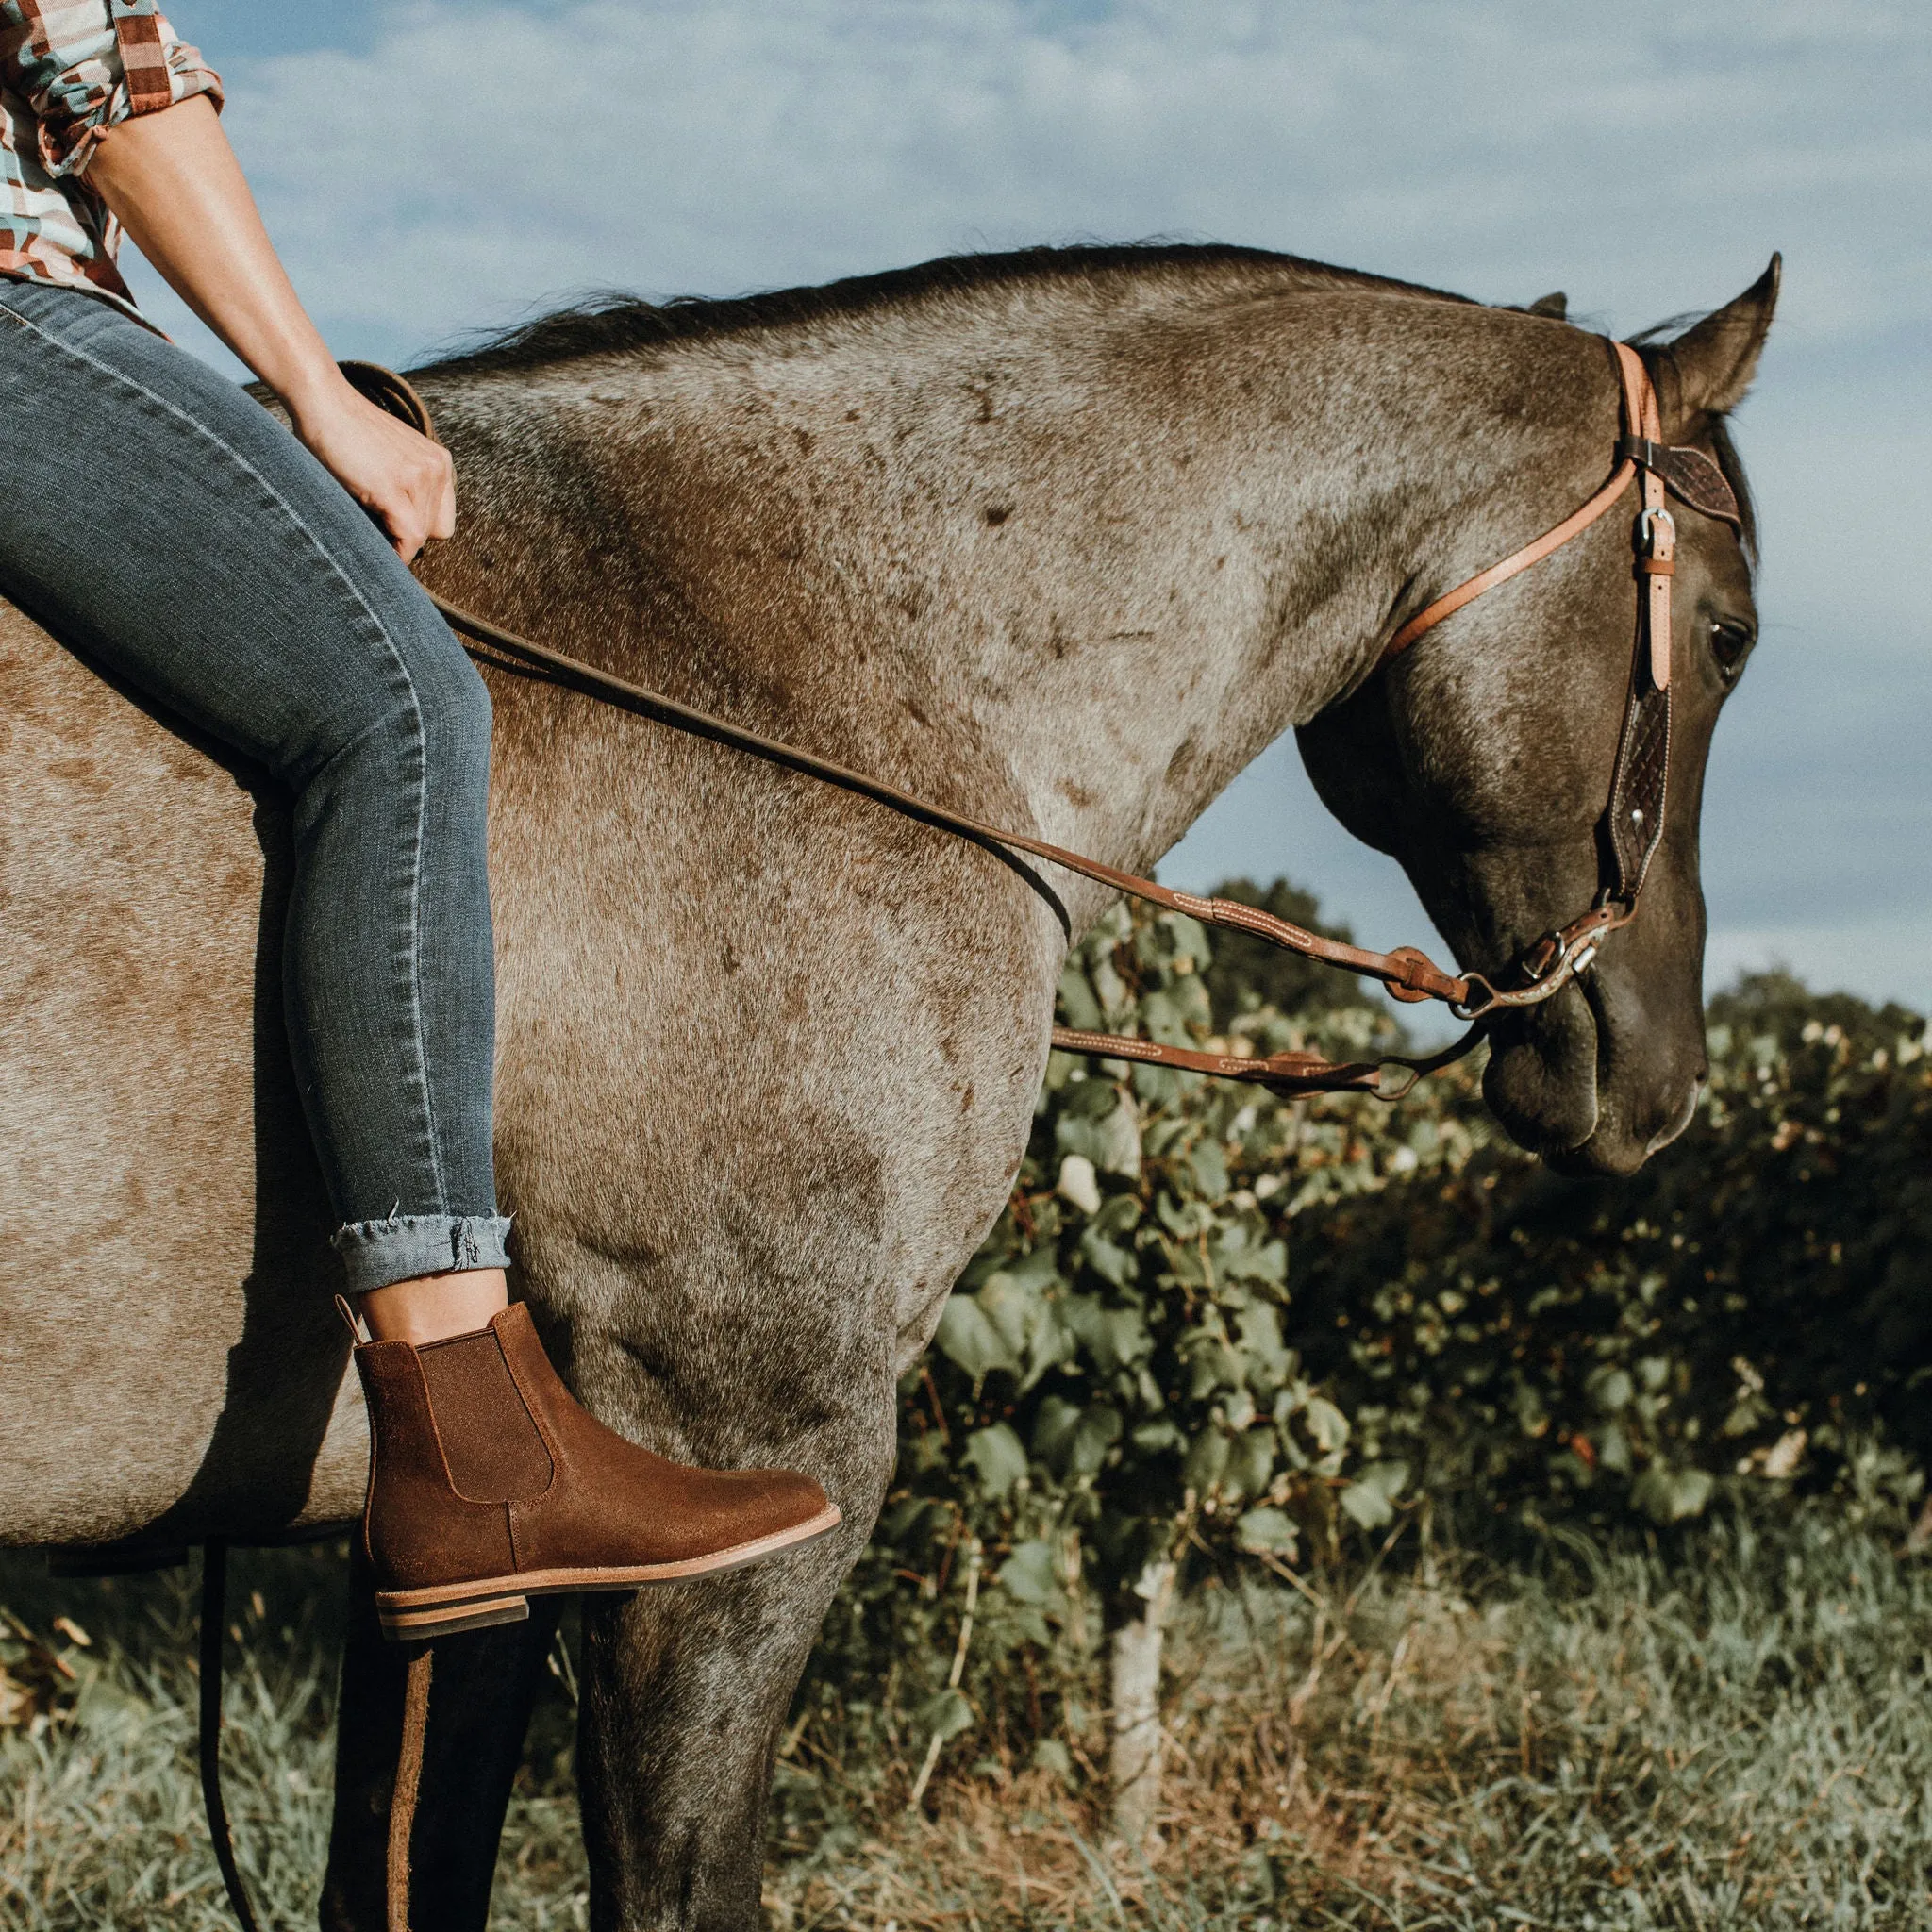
left=1708, top=619, right=1755, bottom=685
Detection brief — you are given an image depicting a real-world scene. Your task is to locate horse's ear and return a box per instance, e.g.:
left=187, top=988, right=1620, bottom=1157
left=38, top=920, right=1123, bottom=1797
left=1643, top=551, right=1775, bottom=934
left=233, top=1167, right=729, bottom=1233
left=1659, top=254, right=1780, bottom=425
left=1524, top=291, right=1567, bottom=319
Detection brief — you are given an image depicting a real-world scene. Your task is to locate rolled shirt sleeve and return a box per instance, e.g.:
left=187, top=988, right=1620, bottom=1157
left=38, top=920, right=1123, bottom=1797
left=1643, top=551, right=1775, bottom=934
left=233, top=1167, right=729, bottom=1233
left=0, top=0, right=222, bottom=179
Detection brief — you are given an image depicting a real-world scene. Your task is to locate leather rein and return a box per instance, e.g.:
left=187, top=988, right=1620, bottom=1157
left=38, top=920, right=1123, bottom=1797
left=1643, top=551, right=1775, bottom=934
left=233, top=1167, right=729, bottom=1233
left=341, top=337, right=1740, bottom=1105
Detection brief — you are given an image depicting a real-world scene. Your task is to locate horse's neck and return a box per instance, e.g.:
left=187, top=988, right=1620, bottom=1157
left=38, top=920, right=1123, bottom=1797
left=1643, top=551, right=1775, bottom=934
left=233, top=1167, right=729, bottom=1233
left=933, top=451, right=1402, bottom=892
left=845, top=316, right=1429, bottom=906
left=436, top=291, right=1511, bottom=921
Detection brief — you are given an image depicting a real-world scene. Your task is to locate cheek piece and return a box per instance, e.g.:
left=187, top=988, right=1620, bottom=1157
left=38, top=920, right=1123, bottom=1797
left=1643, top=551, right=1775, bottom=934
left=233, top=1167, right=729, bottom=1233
left=338, top=341, right=1738, bottom=1104
left=1378, top=339, right=1734, bottom=1039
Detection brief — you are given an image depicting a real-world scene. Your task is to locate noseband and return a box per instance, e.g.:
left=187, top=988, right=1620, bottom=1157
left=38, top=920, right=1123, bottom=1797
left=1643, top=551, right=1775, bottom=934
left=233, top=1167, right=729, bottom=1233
left=342, top=334, right=1740, bottom=1102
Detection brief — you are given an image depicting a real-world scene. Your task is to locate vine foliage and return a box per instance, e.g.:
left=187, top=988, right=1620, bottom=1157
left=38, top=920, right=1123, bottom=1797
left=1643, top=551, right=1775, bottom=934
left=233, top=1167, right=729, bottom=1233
left=802, top=888, right=1930, bottom=1779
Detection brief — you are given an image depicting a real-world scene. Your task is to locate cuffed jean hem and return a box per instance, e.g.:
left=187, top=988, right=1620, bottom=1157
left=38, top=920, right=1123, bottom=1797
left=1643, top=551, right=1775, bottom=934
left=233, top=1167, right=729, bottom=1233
left=332, top=1214, right=515, bottom=1294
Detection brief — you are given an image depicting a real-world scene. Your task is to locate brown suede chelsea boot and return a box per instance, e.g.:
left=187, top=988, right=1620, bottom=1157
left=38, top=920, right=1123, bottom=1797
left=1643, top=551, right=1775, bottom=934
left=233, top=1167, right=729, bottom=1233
left=342, top=1300, right=840, bottom=1640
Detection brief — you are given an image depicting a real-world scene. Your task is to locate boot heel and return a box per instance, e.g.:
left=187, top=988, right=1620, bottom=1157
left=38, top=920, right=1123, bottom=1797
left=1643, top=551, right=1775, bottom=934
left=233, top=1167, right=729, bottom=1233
left=378, top=1593, right=529, bottom=1641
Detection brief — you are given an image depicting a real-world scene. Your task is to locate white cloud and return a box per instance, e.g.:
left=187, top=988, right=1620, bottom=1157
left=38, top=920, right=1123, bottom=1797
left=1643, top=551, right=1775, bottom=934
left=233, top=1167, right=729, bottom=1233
left=115, top=0, right=1928, bottom=1014
left=140, top=0, right=1928, bottom=358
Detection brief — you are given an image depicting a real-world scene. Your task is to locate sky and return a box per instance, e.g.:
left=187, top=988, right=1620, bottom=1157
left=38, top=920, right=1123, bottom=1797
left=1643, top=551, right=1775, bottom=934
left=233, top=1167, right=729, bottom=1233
left=130, top=1, right=1932, bottom=1014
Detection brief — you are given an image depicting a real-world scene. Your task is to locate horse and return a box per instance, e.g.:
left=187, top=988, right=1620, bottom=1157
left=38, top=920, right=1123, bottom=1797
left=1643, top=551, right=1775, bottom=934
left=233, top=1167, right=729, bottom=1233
left=0, top=242, right=1775, bottom=1928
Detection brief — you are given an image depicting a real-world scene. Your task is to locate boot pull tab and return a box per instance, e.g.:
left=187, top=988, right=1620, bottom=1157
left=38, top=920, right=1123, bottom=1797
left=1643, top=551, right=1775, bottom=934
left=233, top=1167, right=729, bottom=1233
left=335, top=1293, right=374, bottom=1345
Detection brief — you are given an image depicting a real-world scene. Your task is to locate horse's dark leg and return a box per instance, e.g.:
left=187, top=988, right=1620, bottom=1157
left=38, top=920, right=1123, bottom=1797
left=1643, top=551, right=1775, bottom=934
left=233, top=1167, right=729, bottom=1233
left=322, top=1544, right=559, bottom=1932
left=576, top=1497, right=882, bottom=1930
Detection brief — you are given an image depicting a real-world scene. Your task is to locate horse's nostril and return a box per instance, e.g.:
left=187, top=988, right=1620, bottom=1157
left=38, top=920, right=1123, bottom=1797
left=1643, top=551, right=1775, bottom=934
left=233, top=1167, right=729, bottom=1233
left=1644, top=1080, right=1702, bottom=1158
left=1480, top=994, right=1602, bottom=1160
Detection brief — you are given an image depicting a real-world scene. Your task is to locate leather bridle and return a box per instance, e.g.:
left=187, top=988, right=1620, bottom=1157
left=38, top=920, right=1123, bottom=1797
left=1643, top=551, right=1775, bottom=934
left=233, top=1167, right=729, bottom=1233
left=1375, top=341, right=1740, bottom=1025
left=342, top=335, right=1740, bottom=1104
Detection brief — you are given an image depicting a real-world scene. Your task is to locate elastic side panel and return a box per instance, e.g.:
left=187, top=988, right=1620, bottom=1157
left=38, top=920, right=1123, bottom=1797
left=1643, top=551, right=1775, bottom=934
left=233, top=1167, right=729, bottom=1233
left=417, top=1332, right=555, bottom=1504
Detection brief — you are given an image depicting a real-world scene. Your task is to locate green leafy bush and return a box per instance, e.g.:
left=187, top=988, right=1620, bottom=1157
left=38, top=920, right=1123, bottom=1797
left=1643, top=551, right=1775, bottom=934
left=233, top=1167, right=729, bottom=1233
left=809, top=890, right=1930, bottom=1765
left=884, top=904, right=1421, bottom=1618
left=1298, top=970, right=1932, bottom=1528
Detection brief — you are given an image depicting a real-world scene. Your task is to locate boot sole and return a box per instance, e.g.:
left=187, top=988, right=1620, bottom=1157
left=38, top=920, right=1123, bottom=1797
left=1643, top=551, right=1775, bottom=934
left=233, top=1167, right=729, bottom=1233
left=375, top=1502, right=843, bottom=1641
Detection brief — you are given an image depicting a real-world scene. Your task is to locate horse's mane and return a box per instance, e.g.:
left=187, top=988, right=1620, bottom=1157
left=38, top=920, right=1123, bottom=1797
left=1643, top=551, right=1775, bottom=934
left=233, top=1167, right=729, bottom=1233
left=412, top=242, right=1465, bottom=379
left=411, top=239, right=1757, bottom=557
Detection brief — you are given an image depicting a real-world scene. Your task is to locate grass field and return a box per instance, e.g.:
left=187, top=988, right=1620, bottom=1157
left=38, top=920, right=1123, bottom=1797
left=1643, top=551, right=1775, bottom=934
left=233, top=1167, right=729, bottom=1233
left=1, top=1502, right=1927, bottom=1929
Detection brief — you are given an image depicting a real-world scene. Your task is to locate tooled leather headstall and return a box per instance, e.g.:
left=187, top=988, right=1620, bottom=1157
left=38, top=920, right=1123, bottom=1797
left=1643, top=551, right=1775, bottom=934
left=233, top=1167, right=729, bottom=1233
left=340, top=336, right=1739, bottom=1104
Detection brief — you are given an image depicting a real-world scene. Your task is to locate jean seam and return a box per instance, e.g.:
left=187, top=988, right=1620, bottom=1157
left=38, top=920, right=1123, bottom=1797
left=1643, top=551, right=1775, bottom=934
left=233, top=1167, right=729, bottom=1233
left=4, top=305, right=453, bottom=1211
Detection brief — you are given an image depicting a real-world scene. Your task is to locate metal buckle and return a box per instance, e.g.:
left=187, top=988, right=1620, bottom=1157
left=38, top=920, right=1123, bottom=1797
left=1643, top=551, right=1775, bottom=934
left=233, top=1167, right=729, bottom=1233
left=1449, top=923, right=1607, bottom=1023
left=1638, top=505, right=1676, bottom=553
left=1450, top=974, right=1507, bottom=1023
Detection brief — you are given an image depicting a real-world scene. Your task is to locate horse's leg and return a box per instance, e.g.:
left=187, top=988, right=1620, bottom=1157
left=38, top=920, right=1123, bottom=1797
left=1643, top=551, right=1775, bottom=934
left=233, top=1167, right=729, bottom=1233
left=507, top=880, right=1047, bottom=1928
left=323, top=1544, right=560, bottom=1932
left=575, top=1436, right=891, bottom=1932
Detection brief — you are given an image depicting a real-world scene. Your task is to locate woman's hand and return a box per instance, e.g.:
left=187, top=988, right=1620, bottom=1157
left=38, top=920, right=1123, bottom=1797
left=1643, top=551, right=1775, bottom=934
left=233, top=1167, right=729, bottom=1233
left=90, top=99, right=456, bottom=561
left=290, top=378, right=456, bottom=564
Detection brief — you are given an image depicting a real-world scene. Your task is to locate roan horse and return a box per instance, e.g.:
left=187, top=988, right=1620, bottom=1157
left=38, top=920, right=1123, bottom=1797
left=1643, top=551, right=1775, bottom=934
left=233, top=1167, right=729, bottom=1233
left=0, top=243, right=1774, bottom=1927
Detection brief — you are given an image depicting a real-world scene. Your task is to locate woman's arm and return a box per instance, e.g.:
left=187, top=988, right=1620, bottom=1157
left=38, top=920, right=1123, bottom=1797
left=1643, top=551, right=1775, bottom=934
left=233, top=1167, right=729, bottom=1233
left=88, top=95, right=454, bottom=561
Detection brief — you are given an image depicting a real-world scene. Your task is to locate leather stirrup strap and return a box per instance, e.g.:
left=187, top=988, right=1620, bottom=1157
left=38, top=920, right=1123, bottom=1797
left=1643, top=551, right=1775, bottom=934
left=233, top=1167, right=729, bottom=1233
left=388, top=1647, right=434, bottom=1932
left=199, top=1541, right=263, bottom=1932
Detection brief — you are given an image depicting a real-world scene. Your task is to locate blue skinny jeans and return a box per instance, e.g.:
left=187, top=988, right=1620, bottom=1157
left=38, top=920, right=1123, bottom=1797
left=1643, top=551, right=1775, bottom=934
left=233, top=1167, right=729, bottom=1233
left=0, top=278, right=509, bottom=1292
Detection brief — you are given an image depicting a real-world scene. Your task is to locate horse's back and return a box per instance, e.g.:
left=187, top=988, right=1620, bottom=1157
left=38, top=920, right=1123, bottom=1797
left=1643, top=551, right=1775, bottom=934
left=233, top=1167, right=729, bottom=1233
left=0, top=602, right=363, bottom=1547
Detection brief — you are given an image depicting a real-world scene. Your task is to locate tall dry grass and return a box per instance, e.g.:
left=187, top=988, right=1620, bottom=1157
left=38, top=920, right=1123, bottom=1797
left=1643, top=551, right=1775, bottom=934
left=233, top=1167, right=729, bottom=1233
left=1, top=1503, right=1927, bottom=1929
left=768, top=1506, right=1932, bottom=1929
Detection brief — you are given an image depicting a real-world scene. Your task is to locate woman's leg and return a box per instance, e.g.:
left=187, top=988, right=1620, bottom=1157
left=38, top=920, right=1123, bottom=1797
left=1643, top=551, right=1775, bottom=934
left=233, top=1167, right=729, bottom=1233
left=0, top=276, right=836, bottom=1636
left=0, top=278, right=506, bottom=1304
left=361, top=1268, right=506, bottom=1343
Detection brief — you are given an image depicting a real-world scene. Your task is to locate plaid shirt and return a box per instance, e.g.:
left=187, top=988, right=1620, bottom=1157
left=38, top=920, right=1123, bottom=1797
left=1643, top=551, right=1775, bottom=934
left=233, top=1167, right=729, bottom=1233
left=0, top=0, right=220, bottom=318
